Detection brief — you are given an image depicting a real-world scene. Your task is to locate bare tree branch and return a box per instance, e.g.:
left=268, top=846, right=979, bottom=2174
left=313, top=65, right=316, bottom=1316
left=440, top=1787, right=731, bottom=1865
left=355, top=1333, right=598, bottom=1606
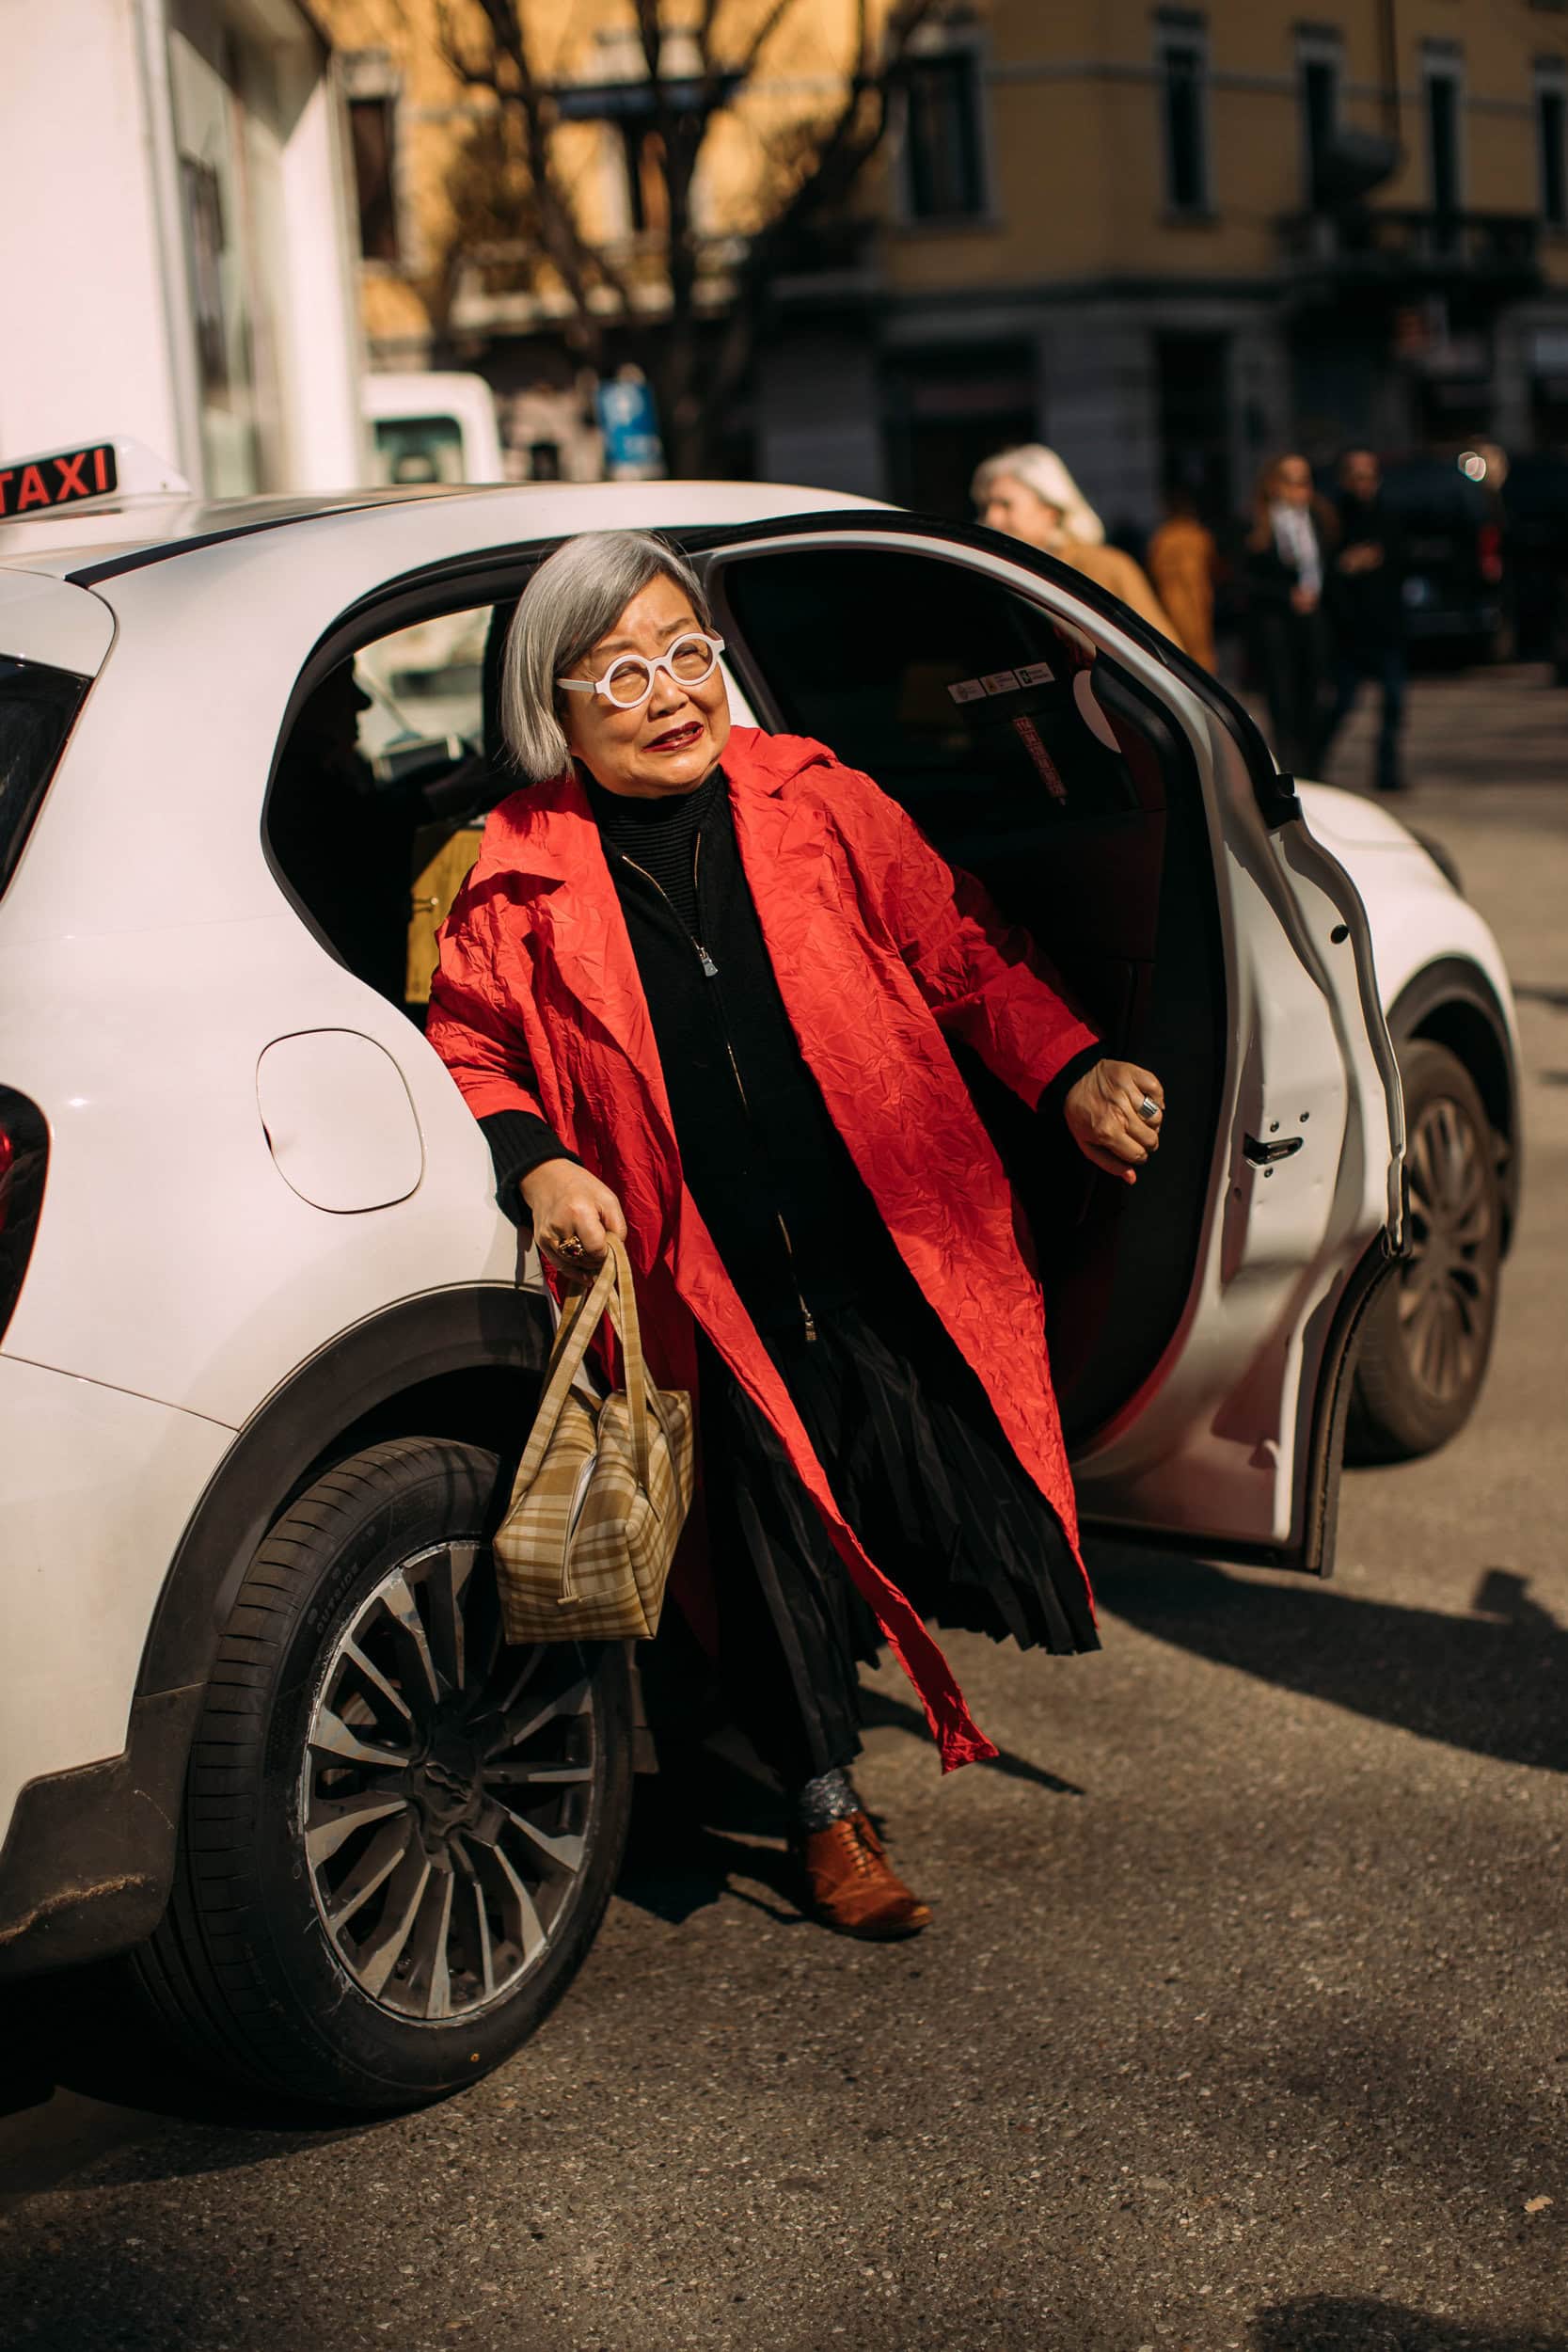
left=728, top=0, right=800, bottom=84
left=415, top=0, right=957, bottom=469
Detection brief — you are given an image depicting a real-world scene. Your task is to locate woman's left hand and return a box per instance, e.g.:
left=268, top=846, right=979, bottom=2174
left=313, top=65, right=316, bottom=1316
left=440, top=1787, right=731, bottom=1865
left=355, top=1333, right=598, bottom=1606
left=1063, top=1059, right=1164, bottom=1185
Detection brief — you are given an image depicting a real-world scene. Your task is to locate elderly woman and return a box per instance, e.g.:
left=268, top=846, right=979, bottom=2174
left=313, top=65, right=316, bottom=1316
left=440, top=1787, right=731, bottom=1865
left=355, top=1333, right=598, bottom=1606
left=973, top=444, right=1185, bottom=649
left=428, top=531, right=1165, bottom=1940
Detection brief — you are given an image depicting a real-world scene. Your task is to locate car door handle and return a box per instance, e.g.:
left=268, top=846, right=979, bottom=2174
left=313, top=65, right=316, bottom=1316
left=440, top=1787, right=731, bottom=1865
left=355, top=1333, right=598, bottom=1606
left=1243, top=1134, right=1306, bottom=1166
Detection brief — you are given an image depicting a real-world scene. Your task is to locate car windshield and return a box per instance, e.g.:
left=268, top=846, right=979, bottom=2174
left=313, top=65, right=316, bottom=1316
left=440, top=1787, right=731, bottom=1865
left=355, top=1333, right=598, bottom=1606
left=371, top=415, right=467, bottom=487
left=1503, top=459, right=1568, bottom=516
left=1378, top=464, right=1489, bottom=521
left=0, top=657, right=87, bottom=900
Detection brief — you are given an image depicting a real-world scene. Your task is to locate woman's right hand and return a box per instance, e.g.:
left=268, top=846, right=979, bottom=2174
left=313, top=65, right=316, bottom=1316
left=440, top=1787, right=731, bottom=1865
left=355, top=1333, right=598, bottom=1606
left=518, top=1158, right=627, bottom=1281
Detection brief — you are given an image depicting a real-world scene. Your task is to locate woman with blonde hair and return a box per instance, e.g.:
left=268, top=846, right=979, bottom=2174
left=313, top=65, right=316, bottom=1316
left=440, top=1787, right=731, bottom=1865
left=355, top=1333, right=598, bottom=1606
left=973, top=444, right=1184, bottom=648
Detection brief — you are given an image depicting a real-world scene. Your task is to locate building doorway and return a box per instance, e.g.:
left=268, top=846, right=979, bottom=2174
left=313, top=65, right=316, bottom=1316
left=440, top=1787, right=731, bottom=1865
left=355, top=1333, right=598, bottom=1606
left=1155, top=332, right=1232, bottom=526
left=881, top=344, right=1037, bottom=522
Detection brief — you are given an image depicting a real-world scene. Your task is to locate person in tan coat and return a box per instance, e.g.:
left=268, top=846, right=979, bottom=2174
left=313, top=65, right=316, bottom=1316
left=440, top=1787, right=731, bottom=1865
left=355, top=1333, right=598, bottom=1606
left=972, top=444, right=1187, bottom=651
left=1148, top=489, right=1220, bottom=673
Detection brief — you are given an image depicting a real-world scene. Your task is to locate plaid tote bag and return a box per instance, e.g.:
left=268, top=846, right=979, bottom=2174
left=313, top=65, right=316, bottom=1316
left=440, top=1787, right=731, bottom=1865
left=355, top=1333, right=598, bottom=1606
left=493, top=1235, right=694, bottom=1642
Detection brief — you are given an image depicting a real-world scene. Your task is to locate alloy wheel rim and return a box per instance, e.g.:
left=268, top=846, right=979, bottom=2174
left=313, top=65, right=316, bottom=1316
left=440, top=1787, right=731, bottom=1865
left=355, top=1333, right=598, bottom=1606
left=298, top=1540, right=598, bottom=2023
left=1398, top=1091, right=1497, bottom=1407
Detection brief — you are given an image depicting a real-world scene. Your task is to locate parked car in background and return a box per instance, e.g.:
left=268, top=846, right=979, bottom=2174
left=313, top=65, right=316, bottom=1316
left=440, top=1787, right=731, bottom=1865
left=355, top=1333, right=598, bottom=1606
left=1377, top=454, right=1505, bottom=665
left=0, top=458, right=1517, bottom=2115
left=1500, top=452, right=1568, bottom=680
left=362, top=372, right=507, bottom=489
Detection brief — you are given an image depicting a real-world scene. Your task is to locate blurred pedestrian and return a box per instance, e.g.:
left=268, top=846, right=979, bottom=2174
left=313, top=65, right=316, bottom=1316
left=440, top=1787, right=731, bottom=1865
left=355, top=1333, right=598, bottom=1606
left=1148, top=487, right=1219, bottom=672
left=1323, top=447, right=1408, bottom=794
left=1243, top=452, right=1336, bottom=774
left=974, top=444, right=1187, bottom=649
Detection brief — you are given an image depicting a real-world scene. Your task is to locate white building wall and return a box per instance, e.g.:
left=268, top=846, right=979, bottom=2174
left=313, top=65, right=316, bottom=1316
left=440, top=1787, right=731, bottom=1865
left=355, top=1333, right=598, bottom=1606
left=274, top=58, right=371, bottom=490
left=0, top=0, right=364, bottom=493
left=0, top=0, right=193, bottom=474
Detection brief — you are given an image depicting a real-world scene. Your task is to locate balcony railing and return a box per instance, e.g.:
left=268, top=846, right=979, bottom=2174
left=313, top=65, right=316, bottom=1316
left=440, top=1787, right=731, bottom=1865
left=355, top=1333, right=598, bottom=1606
left=1279, top=207, right=1542, bottom=290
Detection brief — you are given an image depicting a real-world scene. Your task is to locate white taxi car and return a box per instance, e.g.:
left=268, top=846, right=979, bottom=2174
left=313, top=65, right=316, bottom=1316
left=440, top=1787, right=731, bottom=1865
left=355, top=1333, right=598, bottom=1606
left=0, top=451, right=1518, bottom=2112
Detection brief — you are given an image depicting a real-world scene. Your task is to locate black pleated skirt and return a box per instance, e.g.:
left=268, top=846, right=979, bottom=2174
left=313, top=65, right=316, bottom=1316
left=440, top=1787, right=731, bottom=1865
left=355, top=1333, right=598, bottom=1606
left=695, top=1255, right=1100, bottom=1786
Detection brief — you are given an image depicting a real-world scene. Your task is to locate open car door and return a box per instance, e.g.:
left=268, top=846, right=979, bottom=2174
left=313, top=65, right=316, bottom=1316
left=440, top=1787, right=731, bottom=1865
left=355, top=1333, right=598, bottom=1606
left=696, top=514, right=1404, bottom=1578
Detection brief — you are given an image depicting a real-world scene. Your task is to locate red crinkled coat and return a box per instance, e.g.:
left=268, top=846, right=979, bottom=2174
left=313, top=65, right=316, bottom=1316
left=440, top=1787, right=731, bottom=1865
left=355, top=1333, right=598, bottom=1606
left=426, top=727, right=1099, bottom=1769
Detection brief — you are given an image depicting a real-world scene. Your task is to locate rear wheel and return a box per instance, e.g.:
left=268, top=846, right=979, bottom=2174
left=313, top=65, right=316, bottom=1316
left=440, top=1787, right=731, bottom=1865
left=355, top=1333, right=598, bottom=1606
left=1348, top=1040, right=1503, bottom=1463
left=131, top=1438, right=633, bottom=2112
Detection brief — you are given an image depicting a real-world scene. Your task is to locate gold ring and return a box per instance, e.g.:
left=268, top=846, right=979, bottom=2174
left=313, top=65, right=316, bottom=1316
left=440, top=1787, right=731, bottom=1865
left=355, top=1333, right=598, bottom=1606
left=559, top=1235, right=586, bottom=1260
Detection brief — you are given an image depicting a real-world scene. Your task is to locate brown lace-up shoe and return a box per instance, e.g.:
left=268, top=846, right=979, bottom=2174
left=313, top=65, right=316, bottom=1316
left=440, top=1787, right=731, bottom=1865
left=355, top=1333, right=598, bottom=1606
left=795, top=1811, right=932, bottom=1940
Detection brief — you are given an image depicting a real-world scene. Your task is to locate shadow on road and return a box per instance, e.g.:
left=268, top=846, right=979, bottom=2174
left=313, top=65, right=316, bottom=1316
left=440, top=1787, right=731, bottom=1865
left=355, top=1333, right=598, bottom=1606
left=1091, top=1544, right=1568, bottom=1775
left=616, top=1684, right=1083, bottom=1930
left=0, top=1958, right=369, bottom=2178
left=1253, top=2297, right=1568, bottom=2350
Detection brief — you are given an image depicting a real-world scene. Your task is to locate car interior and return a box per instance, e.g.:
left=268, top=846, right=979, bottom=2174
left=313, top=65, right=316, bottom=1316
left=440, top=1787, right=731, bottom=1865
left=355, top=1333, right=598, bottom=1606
left=263, top=539, right=1227, bottom=1444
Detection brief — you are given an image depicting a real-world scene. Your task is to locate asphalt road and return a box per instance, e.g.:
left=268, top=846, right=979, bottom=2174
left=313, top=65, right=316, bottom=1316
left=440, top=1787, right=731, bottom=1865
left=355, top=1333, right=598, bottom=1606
left=3, top=665, right=1566, bottom=2352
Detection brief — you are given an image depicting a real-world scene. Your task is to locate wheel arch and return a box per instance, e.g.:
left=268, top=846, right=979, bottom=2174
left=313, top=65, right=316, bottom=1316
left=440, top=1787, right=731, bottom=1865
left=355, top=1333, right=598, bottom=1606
left=137, top=1283, right=554, bottom=1699
left=1386, top=957, right=1521, bottom=1253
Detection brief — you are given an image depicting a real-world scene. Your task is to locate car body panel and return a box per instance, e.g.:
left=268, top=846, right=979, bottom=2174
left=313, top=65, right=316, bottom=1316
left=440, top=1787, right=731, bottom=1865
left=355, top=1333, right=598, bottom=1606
left=1296, top=779, right=1519, bottom=1047
left=0, top=479, right=1514, bottom=1885
left=0, top=1355, right=230, bottom=1829
left=0, top=566, right=115, bottom=678
left=0, top=489, right=879, bottom=1430
left=0, top=479, right=882, bottom=581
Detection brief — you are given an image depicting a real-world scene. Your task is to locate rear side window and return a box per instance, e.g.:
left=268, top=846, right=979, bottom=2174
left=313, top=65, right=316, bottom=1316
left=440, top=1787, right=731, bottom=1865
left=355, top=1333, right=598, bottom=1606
left=0, top=658, right=87, bottom=899
left=1379, top=466, right=1488, bottom=524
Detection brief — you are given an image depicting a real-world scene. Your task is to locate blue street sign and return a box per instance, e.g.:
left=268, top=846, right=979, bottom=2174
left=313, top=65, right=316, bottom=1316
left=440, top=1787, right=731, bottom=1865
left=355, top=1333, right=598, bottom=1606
left=596, top=373, right=666, bottom=479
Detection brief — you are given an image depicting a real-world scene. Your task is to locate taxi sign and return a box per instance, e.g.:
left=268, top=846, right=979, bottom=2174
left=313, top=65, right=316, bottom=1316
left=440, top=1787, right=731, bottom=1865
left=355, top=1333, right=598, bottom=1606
left=0, top=442, right=117, bottom=516
left=0, top=437, right=190, bottom=517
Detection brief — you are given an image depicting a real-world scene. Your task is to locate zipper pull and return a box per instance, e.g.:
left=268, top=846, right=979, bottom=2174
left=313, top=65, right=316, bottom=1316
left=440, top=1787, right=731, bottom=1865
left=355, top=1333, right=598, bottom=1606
left=697, top=945, right=719, bottom=978
left=800, top=1298, right=818, bottom=1344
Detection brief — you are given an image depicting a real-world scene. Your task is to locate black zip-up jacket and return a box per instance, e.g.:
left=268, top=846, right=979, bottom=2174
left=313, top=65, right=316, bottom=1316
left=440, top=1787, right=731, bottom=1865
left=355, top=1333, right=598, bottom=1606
left=478, top=765, right=1098, bottom=1334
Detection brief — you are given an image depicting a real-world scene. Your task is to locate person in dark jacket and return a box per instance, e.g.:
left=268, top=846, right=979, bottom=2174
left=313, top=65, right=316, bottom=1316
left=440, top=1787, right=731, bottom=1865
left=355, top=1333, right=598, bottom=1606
left=1243, top=452, right=1338, bottom=774
left=1322, top=448, right=1409, bottom=794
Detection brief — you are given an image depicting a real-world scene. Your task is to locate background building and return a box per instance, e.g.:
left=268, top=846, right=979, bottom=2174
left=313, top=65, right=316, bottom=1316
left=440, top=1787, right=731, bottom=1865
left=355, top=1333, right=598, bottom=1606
left=0, top=0, right=365, bottom=496
left=306, top=2, right=1568, bottom=522
left=852, top=0, right=1568, bottom=531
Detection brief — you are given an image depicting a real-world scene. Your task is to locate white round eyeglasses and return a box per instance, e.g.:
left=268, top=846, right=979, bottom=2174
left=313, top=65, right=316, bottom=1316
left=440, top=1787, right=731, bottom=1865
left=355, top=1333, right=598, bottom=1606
left=557, top=629, right=725, bottom=711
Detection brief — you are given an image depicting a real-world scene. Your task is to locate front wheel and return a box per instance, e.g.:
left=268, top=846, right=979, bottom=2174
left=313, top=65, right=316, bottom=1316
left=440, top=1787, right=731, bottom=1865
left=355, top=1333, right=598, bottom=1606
left=1348, top=1040, right=1504, bottom=1463
left=131, top=1438, right=633, bottom=2112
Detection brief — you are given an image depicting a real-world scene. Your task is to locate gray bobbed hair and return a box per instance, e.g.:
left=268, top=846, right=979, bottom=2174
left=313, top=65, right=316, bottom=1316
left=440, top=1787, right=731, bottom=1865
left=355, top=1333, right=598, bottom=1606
left=500, top=529, right=714, bottom=783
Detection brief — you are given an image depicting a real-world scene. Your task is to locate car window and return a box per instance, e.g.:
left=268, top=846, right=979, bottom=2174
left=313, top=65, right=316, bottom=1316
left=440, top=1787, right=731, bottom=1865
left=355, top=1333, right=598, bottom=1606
left=266, top=600, right=515, bottom=1014
left=1379, top=465, right=1488, bottom=522
left=716, top=546, right=1143, bottom=873
left=356, top=608, right=489, bottom=764
left=714, top=538, right=1227, bottom=1438
left=371, top=414, right=467, bottom=487
left=1503, top=460, right=1568, bottom=517
left=0, top=656, right=87, bottom=901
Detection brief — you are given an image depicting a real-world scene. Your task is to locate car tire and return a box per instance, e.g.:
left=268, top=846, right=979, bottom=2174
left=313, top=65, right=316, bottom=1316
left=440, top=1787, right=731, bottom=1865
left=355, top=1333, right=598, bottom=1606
left=1347, top=1040, right=1503, bottom=1464
left=129, top=1437, right=633, bottom=2114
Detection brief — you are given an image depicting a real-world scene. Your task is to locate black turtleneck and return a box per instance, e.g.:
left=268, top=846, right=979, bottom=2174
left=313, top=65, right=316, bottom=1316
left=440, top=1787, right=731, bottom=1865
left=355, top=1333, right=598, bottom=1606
left=476, top=764, right=1098, bottom=1333
left=582, top=764, right=722, bottom=937
left=480, top=763, right=889, bottom=1336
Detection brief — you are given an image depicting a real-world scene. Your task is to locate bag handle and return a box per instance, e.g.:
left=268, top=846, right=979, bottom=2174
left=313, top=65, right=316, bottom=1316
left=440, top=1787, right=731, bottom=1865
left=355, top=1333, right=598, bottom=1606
left=514, top=1248, right=620, bottom=1495
left=603, top=1234, right=652, bottom=1490
left=515, top=1236, right=654, bottom=1496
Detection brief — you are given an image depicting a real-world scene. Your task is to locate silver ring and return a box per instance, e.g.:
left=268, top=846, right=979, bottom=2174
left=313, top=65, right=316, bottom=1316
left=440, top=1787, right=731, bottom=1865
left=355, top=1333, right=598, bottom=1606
left=1138, top=1094, right=1159, bottom=1122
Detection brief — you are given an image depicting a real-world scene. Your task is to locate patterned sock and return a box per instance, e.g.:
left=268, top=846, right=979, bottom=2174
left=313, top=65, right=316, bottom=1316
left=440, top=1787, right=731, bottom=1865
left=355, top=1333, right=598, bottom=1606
left=791, top=1767, right=863, bottom=1834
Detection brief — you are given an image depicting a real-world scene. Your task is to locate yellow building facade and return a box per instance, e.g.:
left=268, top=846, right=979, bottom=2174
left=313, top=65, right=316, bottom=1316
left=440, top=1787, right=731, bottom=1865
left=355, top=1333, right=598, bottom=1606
left=855, top=0, right=1568, bottom=527
left=321, top=1, right=1568, bottom=524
